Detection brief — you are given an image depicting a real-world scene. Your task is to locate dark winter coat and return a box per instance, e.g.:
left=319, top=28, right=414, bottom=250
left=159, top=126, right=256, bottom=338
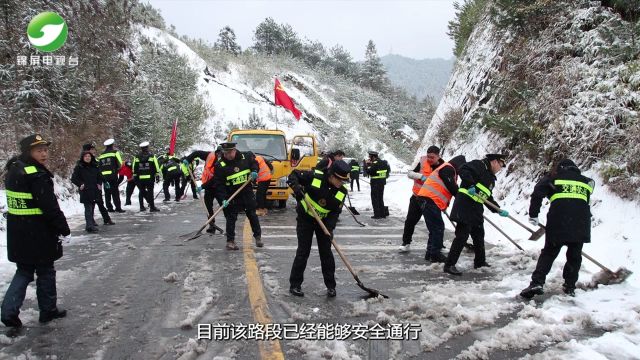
left=450, top=159, right=499, bottom=226
left=212, top=151, right=259, bottom=206
left=4, top=155, right=70, bottom=264
left=71, top=154, right=104, bottom=204
left=349, top=159, right=360, bottom=178
left=133, top=150, right=161, bottom=183
left=287, top=169, right=347, bottom=231
left=366, top=159, right=391, bottom=184
left=529, top=165, right=594, bottom=244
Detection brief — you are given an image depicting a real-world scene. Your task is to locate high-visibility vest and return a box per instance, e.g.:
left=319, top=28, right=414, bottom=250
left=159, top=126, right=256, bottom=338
left=201, top=152, right=217, bottom=184
left=98, top=150, right=122, bottom=177
left=417, top=163, right=456, bottom=210
left=256, top=155, right=272, bottom=183
left=5, top=164, right=43, bottom=216
left=459, top=182, right=492, bottom=203
left=132, top=154, right=160, bottom=180
left=219, top=154, right=250, bottom=186
left=550, top=179, right=593, bottom=203
left=411, top=156, right=432, bottom=195
left=299, top=177, right=346, bottom=219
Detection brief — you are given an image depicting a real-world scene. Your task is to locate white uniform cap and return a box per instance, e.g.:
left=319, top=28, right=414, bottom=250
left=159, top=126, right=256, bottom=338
left=139, top=141, right=150, bottom=148
left=103, top=138, right=115, bottom=146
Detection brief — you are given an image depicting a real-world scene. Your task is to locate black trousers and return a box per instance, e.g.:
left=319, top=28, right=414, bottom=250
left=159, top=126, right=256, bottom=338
left=180, top=176, right=197, bottom=199
left=83, top=202, right=95, bottom=230
left=223, top=197, right=261, bottom=242
left=163, top=174, right=182, bottom=200
left=402, top=195, right=424, bottom=245
left=125, top=181, right=136, bottom=204
left=445, top=220, right=486, bottom=267
left=370, top=181, right=386, bottom=217
left=256, top=181, right=269, bottom=209
left=95, top=190, right=111, bottom=223
left=350, top=176, right=360, bottom=191
left=289, top=215, right=336, bottom=289
left=104, top=178, right=122, bottom=211
left=137, top=181, right=157, bottom=210
left=531, top=241, right=583, bottom=288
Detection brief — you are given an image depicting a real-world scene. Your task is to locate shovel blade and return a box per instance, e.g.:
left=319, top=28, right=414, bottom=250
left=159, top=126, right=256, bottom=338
left=348, top=206, right=360, bottom=215
left=357, top=281, right=389, bottom=299
left=528, top=227, right=546, bottom=241
left=180, top=230, right=204, bottom=241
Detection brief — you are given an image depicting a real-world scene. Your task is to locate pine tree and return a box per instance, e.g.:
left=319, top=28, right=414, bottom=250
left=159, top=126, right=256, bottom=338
left=360, top=40, right=389, bottom=91
left=253, top=17, right=283, bottom=55
left=329, top=45, right=357, bottom=77
left=214, top=25, right=241, bottom=55
left=279, top=24, right=303, bottom=58
left=302, top=39, right=327, bottom=68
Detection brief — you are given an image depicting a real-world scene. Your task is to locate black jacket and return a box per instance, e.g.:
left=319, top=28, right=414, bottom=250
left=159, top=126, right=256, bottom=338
left=366, top=159, right=391, bottom=184
left=529, top=167, right=594, bottom=244
left=288, top=170, right=347, bottom=231
left=71, top=155, right=104, bottom=204
left=450, top=159, right=499, bottom=226
left=4, top=155, right=70, bottom=264
left=349, top=159, right=360, bottom=178
left=213, top=151, right=259, bottom=205
left=133, top=150, right=160, bottom=182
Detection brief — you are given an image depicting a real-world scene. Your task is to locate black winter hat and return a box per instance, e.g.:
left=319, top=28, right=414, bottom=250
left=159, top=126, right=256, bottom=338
left=448, top=155, right=467, bottom=172
left=329, top=160, right=351, bottom=181
left=20, top=134, right=51, bottom=154
left=558, top=159, right=578, bottom=171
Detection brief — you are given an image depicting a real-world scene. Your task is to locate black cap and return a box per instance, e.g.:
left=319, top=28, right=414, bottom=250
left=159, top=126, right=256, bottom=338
left=329, top=160, right=351, bottom=181
left=427, top=145, right=440, bottom=155
left=332, top=149, right=345, bottom=157
left=220, top=142, right=236, bottom=151
left=448, top=155, right=467, bottom=172
left=82, top=143, right=96, bottom=151
left=486, top=153, right=508, bottom=166
left=19, top=134, right=51, bottom=154
left=215, top=145, right=223, bottom=153
left=368, top=151, right=379, bottom=157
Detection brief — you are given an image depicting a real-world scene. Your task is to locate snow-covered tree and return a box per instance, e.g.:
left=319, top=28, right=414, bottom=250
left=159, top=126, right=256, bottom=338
left=360, top=40, right=389, bottom=91
left=214, top=26, right=241, bottom=55
left=253, top=17, right=283, bottom=55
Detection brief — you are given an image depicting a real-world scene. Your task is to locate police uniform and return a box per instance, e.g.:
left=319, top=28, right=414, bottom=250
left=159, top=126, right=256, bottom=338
left=178, top=158, right=198, bottom=200
left=1, top=134, right=69, bottom=327
left=349, top=159, right=360, bottom=191
left=287, top=160, right=350, bottom=297
left=97, top=139, right=124, bottom=212
left=520, top=159, right=594, bottom=298
left=212, top=143, right=261, bottom=249
left=444, top=154, right=507, bottom=275
left=132, top=142, right=161, bottom=212
left=366, top=151, right=390, bottom=218
left=161, top=154, right=182, bottom=201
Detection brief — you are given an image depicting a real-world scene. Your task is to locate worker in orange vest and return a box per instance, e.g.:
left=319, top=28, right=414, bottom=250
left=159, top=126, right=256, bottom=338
left=255, top=155, right=273, bottom=216
left=398, top=146, right=443, bottom=253
left=417, top=155, right=466, bottom=262
left=184, top=146, right=223, bottom=233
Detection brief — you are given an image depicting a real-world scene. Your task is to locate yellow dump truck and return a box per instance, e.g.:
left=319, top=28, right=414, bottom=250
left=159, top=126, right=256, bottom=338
left=228, top=129, right=318, bottom=208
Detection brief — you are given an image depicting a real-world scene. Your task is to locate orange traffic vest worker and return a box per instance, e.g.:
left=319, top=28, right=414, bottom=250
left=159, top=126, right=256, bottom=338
left=417, top=155, right=466, bottom=262
left=255, top=155, right=273, bottom=214
left=185, top=147, right=223, bottom=233
left=399, top=146, right=443, bottom=254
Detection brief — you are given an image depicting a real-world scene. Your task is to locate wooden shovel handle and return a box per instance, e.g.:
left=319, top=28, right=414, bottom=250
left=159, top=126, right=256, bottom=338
left=198, top=180, right=251, bottom=231
left=482, top=198, right=537, bottom=234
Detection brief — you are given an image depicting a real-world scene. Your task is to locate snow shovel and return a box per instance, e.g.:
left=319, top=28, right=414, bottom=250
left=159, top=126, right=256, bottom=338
left=342, top=202, right=366, bottom=227
left=482, top=198, right=546, bottom=240
left=346, top=193, right=360, bottom=215
left=303, top=195, right=388, bottom=298
left=483, top=214, right=524, bottom=251
left=536, top=224, right=632, bottom=285
left=180, top=180, right=251, bottom=241
left=187, top=166, right=223, bottom=234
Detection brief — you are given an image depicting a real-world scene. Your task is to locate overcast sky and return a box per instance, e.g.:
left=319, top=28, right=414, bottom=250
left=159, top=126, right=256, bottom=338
left=145, top=0, right=457, bottom=61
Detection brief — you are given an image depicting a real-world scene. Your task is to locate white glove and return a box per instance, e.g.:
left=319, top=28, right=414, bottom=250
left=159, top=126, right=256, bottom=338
left=61, top=235, right=72, bottom=243
left=528, top=217, right=539, bottom=226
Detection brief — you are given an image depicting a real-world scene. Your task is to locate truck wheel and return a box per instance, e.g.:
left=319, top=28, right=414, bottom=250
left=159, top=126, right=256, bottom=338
left=277, top=200, right=287, bottom=208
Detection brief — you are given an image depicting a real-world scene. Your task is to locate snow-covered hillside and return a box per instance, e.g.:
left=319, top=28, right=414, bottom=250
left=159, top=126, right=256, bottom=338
left=418, top=3, right=640, bottom=358
left=137, top=26, right=412, bottom=171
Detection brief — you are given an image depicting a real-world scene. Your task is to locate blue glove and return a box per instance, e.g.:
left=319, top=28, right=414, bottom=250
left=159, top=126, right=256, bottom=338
left=196, top=185, right=203, bottom=193
left=420, top=175, right=427, bottom=182
left=182, top=159, right=189, bottom=165
left=499, top=209, right=509, bottom=217
left=222, top=200, right=229, bottom=208
left=250, top=171, right=258, bottom=181
left=467, top=187, right=477, bottom=196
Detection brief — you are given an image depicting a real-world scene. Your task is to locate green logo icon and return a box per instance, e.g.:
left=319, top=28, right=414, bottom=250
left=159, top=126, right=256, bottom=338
left=27, top=12, right=68, bottom=52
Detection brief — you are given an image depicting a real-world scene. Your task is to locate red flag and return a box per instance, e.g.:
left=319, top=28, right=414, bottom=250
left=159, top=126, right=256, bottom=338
left=169, top=118, right=178, bottom=155
left=274, top=78, right=302, bottom=120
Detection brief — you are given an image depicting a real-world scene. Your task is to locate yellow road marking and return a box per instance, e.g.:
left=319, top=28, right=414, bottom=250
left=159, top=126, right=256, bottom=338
left=242, top=219, right=285, bottom=360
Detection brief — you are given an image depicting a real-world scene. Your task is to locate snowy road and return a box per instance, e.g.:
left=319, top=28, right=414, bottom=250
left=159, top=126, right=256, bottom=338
left=1, top=176, right=638, bottom=359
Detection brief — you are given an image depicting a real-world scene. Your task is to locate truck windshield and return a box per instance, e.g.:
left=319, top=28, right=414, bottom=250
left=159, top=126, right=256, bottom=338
left=231, top=134, right=287, bottom=161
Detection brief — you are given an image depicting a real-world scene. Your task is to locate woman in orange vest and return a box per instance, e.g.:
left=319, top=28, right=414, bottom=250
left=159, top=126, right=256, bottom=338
left=255, top=155, right=273, bottom=216
left=417, top=155, right=466, bottom=263
left=184, top=146, right=222, bottom=233
left=399, top=146, right=443, bottom=253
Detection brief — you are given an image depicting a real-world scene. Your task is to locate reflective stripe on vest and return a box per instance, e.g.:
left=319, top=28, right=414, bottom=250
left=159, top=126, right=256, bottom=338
left=314, top=169, right=324, bottom=176
left=417, top=163, right=455, bottom=210
left=301, top=193, right=331, bottom=218
left=459, top=183, right=491, bottom=203
left=351, top=165, right=360, bottom=171
left=24, top=166, right=37, bottom=174
left=101, top=170, right=113, bottom=175
left=139, top=175, right=152, bottom=179
left=371, top=169, right=388, bottom=179
left=5, top=190, right=43, bottom=216
left=412, top=156, right=431, bottom=195
left=256, top=156, right=272, bottom=182
left=226, top=169, right=250, bottom=185
left=167, top=166, right=177, bottom=172
left=550, top=179, right=593, bottom=203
